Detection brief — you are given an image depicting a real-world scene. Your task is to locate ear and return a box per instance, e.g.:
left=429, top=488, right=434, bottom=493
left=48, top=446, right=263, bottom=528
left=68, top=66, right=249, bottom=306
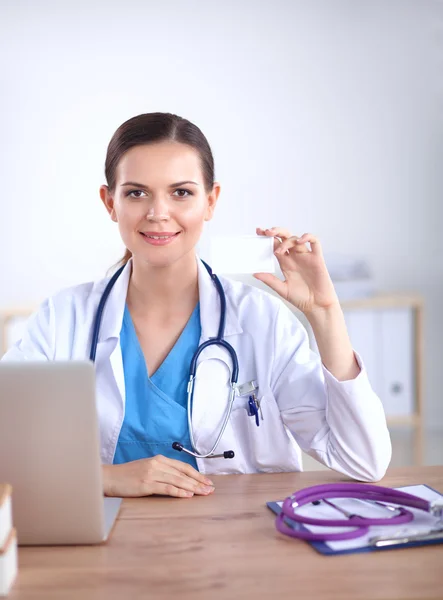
left=204, top=183, right=221, bottom=222
left=100, top=185, right=117, bottom=222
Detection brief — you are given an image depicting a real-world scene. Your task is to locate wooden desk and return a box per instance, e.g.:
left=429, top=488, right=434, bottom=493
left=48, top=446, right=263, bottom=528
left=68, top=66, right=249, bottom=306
left=11, top=466, right=443, bottom=599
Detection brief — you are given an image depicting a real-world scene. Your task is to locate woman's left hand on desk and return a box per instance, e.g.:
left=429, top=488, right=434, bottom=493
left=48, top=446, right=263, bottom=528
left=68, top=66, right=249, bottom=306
left=254, top=227, right=339, bottom=316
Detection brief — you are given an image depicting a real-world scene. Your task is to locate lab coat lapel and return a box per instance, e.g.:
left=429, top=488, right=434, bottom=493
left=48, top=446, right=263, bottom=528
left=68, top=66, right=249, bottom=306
left=197, top=257, right=242, bottom=341
left=94, top=260, right=132, bottom=415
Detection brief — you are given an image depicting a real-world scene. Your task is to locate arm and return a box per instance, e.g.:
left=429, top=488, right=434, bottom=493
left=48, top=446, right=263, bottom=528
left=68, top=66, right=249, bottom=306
left=305, top=303, right=360, bottom=382
left=254, top=227, right=391, bottom=481
left=272, top=302, right=391, bottom=482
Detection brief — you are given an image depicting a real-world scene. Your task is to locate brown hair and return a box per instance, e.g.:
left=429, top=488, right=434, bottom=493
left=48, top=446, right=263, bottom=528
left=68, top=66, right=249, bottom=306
left=105, top=112, right=215, bottom=268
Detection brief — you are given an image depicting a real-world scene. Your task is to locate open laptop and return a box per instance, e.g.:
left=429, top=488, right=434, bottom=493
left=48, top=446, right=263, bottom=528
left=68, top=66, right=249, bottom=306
left=0, top=361, right=122, bottom=545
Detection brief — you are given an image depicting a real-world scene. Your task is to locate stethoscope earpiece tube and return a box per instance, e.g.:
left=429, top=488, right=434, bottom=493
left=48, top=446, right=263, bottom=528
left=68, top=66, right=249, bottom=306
left=201, top=260, right=226, bottom=340
left=90, top=264, right=126, bottom=362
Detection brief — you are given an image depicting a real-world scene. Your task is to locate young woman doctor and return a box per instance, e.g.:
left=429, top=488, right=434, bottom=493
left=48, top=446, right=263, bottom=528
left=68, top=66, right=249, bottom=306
left=3, top=113, right=391, bottom=499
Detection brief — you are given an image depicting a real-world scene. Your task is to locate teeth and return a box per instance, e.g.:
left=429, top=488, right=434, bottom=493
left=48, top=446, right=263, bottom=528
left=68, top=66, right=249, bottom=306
left=144, top=234, right=172, bottom=239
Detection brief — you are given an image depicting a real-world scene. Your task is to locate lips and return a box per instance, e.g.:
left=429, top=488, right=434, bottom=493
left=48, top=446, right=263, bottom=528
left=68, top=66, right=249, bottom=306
left=139, top=231, right=181, bottom=246
left=140, top=231, right=180, bottom=239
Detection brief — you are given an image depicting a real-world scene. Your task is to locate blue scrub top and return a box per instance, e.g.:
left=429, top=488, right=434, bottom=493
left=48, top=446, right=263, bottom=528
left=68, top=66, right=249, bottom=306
left=113, top=303, right=201, bottom=470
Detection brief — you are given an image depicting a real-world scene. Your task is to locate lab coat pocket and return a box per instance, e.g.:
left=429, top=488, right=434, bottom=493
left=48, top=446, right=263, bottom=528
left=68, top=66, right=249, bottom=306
left=229, top=391, right=302, bottom=473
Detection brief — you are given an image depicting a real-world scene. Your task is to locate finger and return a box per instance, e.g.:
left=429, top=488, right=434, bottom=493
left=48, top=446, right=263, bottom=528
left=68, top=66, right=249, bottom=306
left=296, top=233, right=323, bottom=257
left=253, top=273, right=288, bottom=300
left=143, top=459, right=214, bottom=495
left=146, top=481, right=195, bottom=498
left=156, top=471, right=215, bottom=496
left=263, top=227, right=293, bottom=240
left=155, top=455, right=214, bottom=486
left=256, top=228, right=283, bottom=252
left=275, top=236, right=310, bottom=255
left=256, top=227, right=278, bottom=236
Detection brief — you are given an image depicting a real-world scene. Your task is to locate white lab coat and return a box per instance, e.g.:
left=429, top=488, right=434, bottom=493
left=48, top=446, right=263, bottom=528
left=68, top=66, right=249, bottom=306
left=2, top=258, right=391, bottom=481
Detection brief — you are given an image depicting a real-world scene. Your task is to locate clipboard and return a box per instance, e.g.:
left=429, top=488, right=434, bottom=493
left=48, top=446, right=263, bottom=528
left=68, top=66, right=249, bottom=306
left=267, top=484, right=443, bottom=555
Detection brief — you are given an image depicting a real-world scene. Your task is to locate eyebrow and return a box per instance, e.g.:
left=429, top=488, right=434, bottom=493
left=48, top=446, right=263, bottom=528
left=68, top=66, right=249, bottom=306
left=120, top=180, right=199, bottom=188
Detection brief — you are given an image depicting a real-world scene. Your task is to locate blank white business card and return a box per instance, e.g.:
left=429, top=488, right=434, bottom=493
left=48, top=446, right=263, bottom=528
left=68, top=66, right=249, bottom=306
left=210, top=235, right=275, bottom=274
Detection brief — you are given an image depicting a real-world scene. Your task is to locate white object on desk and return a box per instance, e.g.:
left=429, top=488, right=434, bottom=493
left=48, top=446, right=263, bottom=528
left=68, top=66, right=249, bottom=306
left=0, top=486, right=12, bottom=550
left=0, top=529, right=17, bottom=597
left=0, top=529, right=17, bottom=598
left=0, top=485, right=17, bottom=597
left=210, top=235, right=275, bottom=274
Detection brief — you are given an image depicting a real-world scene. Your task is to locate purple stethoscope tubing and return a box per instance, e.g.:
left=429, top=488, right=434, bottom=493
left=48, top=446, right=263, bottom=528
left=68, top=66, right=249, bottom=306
left=276, top=483, right=431, bottom=542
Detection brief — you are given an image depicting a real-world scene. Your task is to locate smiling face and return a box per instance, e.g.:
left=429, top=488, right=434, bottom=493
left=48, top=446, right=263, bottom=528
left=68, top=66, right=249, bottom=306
left=100, top=141, right=220, bottom=268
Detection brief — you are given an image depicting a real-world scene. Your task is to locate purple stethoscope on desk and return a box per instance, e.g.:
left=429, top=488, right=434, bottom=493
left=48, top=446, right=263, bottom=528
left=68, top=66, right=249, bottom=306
left=276, top=483, right=443, bottom=542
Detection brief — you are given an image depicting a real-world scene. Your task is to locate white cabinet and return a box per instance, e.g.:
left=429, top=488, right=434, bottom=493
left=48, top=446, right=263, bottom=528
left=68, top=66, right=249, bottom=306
left=343, top=307, right=415, bottom=418
left=379, top=308, right=415, bottom=417
left=344, top=296, right=425, bottom=466
left=304, top=294, right=424, bottom=433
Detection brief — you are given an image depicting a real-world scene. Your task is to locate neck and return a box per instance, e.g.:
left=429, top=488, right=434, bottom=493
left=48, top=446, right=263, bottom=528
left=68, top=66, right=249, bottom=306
left=127, top=251, right=199, bottom=316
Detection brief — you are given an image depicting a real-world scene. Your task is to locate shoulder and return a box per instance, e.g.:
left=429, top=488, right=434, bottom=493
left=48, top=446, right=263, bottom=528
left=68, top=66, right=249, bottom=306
left=42, top=273, right=112, bottom=318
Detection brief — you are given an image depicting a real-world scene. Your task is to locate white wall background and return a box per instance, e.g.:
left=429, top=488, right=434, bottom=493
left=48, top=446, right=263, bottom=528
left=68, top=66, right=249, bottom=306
left=1, top=0, right=442, bottom=426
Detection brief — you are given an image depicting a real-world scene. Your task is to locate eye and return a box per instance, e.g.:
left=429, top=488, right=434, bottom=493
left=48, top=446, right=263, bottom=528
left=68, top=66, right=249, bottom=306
left=126, top=189, right=146, bottom=199
left=173, top=188, right=192, bottom=198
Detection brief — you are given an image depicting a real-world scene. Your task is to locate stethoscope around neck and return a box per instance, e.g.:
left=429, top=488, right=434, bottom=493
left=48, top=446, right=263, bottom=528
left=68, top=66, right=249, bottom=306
left=89, top=259, right=237, bottom=460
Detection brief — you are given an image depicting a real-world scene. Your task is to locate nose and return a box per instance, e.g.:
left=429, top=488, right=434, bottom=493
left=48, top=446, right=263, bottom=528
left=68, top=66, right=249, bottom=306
left=145, top=196, right=170, bottom=222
